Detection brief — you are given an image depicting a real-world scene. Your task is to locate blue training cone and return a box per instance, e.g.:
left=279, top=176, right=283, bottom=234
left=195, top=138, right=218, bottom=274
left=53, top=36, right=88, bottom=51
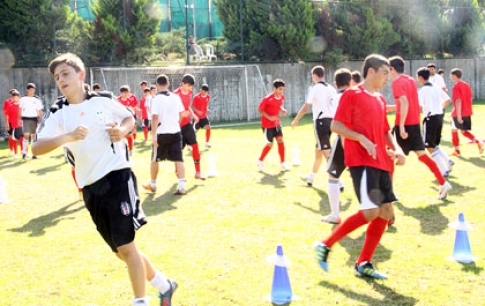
left=447, top=213, right=478, bottom=263
left=265, top=245, right=299, bottom=305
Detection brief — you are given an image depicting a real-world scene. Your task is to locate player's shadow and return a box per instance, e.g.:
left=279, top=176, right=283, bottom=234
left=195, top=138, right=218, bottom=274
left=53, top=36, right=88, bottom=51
left=258, top=172, right=286, bottom=189
left=337, top=232, right=393, bottom=267
left=458, top=261, right=484, bottom=275
left=29, top=162, right=66, bottom=175
left=318, top=280, right=418, bottom=305
left=0, top=158, right=24, bottom=170
left=457, top=155, right=484, bottom=168
left=393, top=201, right=450, bottom=235
left=142, top=184, right=199, bottom=216
left=8, top=201, right=84, bottom=237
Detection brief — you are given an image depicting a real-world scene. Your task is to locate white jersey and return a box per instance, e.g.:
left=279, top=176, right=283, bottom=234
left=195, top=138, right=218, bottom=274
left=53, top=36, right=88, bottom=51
left=429, top=74, right=447, bottom=91
left=36, top=93, right=132, bottom=188
left=151, top=91, right=185, bottom=134
left=19, top=96, right=43, bottom=118
left=418, top=82, right=450, bottom=116
left=306, top=81, right=337, bottom=119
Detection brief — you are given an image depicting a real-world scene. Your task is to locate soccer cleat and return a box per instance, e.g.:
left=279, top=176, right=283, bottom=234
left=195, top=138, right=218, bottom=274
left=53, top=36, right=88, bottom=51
left=142, top=182, right=157, bottom=193
left=205, top=142, right=211, bottom=148
left=32, top=155, right=39, bottom=159
left=281, top=162, right=290, bottom=171
left=449, top=150, right=461, bottom=157
left=173, top=188, right=187, bottom=195
left=321, top=214, right=341, bottom=224
left=13, top=154, right=19, bottom=159
left=315, top=242, right=330, bottom=272
left=448, top=159, right=455, bottom=166
left=159, top=279, right=178, bottom=306
left=338, top=179, right=344, bottom=192
left=9, top=150, right=14, bottom=156
left=437, top=181, right=452, bottom=200
left=257, top=160, right=264, bottom=172
left=478, top=140, right=484, bottom=154
left=355, top=261, right=388, bottom=279
left=300, top=174, right=313, bottom=187
left=194, top=172, right=206, bottom=180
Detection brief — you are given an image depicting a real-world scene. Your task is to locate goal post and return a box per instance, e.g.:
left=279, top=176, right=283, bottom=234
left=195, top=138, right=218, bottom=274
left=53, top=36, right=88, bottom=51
left=89, top=65, right=268, bottom=123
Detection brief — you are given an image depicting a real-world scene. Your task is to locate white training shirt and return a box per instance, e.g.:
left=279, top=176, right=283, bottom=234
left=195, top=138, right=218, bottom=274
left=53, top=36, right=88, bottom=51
left=418, top=82, right=450, bottom=116
left=306, top=81, right=337, bottom=119
left=19, top=96, right=43, bottom=118
left=429, top=74, right=447, bottom=91
left=151, top=92, right=185, bottom=134
left=36, top=94, right=132, bottom=188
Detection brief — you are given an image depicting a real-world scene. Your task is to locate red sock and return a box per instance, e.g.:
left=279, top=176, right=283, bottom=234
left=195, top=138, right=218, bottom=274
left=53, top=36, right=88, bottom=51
left=259, top=145, right=271, bottom=161
left=13, top=139, right=18, bottom=154
left=8, top=137, right=14, bottom=151
left=126, top=136, right=133, bottom=151
left=206, top=128, right=211, bottom=143
left=323, top=210, right=368, bottom=247
left=277, top=142, right=285, bottom=163
left=142, top=126, right=148, bottom=140
left=192, top=143, right=201, bottom=172
left=357, top=217, right=388, bottom=264
left=452, top=131, right=459, bottom=147
left=19, top=137, right=24, bottom=151
left=419, top=154, right=445, bottom=185
left=133, top=129, right=137, bottom=140
left=461, top=130, right=476, bottom=142
left=71, top=168, right=81, bottom=192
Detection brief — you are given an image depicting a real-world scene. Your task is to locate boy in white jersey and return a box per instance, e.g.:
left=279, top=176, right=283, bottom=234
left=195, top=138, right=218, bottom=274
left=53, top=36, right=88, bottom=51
left=32, top=53, right=177, bottom=306
left=291, top=65, right=337, bottom=186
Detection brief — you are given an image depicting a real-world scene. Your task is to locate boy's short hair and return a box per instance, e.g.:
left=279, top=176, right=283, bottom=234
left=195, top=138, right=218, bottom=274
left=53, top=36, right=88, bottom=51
left=143, top=88, right=150, bottom=93
left=450, top=68, right=462, bottom=78
left=201, top=84, right=209, bottom=91
left=437, top=69, right=444, bottom=75
left=92, top=83, right=101, bottom=90
left=388, top=56, right=405, bottom=73
left=140, top=80, right=149, bottom=87
left=273, top=78, right=285, bottom=89
left=150, top=85, right=157, bottom=90
left=156, top=74, right=169, bottom=86
left=311, top=66, right=325, bottom=78
left=362, top=54, right=389, bottom=78
left=26, top=83, right=36, bottom=90
left=84, top=83, right=91, bottom=91
left=334, top=68, right=352, bottom=88
left=351, top=70, right=362, bottom=84
left=426, top=63, right=436, bottom=69
left=181, top=74, right=195, bottom=85
left=9, top=88, right=15, bottom=95
left=10, top=89, right=20, bottom=96
left=119, top=85, right=130, bottom=93
left=416, top=67, right=430, bottom=80
left=48, top=52, right=85, bottom=75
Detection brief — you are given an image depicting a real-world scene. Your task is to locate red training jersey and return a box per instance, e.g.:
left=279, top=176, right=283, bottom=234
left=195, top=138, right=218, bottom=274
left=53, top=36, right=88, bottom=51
left=5, top=102, right=21, bottom=128
left=139, top=96, right=148, bottom=119
left=3, top=98, right=12, bottom=115
left=258, top=93, right=284, bottom=129
left=118, top=94, right=138, bottom=111
left=173, top=87, right=193, bottom=127
left=334, top=85, right=392, bottom=172
left=451, top=81, right=473, bottom=117
left=192, top=93, right=210, bottom=119
left=392, top=74, right=421, bottom=126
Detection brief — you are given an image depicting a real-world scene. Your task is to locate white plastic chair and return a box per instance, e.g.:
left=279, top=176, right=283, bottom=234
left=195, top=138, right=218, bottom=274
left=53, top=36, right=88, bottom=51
left=190, top=44, right=205, bottom=62
left=205, top=44, right=217, bottom=61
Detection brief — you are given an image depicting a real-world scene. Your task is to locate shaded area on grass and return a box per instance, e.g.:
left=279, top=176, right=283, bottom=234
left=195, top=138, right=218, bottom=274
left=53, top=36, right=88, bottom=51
left=8, top=201, right=84, bottom=237
left=393, top=201, right=451, bottom=235
left=141, top=184, right=200, bottom=217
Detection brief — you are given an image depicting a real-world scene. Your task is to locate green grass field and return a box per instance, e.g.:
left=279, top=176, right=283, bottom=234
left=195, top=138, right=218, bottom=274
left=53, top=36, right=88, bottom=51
left=1, top=107, right=484, bottom=306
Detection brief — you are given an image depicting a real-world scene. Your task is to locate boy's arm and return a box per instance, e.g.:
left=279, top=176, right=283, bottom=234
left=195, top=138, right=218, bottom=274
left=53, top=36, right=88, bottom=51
left=397, top=96, right=409, bottom=139
left=290, top=103, right=310, bottom=128
left=32, top=125, right=88, bottom=156
left=455, top=98, right=463, bottom=123
left=331, top=120, right=376, bottom=159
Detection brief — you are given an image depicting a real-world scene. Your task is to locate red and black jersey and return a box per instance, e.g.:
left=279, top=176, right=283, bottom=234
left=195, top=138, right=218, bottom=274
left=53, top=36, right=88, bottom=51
left=451, top=81, right=473, bottom=117
left=392, top=74, right=421, bottom=126
left=258, top=93, right=284, bottom=128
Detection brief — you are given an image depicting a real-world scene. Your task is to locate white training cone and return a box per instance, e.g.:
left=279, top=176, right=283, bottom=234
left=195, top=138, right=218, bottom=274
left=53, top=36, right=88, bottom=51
left=292, top=145, right=301, bottom=166
left=207, top=153, right=219, bottom=177
left=0, top=176, right=9, bottom=203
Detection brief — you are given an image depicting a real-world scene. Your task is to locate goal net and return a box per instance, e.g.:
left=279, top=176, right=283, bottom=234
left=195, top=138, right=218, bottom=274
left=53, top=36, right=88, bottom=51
left=89, top=65, right=268, bottom=123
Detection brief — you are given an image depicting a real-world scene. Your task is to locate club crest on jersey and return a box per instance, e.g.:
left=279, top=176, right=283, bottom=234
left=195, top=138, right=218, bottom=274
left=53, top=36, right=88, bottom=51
left=120, top=202, right=131, bottom=216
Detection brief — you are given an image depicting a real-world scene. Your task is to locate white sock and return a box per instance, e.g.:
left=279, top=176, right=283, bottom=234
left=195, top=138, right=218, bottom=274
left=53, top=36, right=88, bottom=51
left=150, top=179, right=157, bottom=188
left=22, top=139, right=29, bottom=153
left=431, top=151, right=447, bottom=174
left=436, top=147, right=451, bottom=163
left=308, top=172, right=316, bottom=179
left=149, top=271, right=171, bottom=293
left=328, top=178, right=341, bottom=217
left=178, top=178, right=186, bottom=190
left=132, top=297, right=149, bottom=306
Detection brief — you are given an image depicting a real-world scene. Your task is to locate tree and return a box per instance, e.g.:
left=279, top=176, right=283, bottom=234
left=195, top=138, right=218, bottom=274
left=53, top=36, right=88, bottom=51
left=0, top=0, right=71, bottom=67
left=89, top=0, right=161, bottom=66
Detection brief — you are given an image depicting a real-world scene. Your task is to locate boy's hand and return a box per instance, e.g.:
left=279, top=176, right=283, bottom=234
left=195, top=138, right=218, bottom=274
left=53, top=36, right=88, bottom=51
left=71, top=125, right=88, bottom=141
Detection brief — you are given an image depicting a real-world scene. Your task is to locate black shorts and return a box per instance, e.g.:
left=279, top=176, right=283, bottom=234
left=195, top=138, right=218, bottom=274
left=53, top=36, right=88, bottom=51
left=327, top=136, right=346, bottom=178
left=350, top=166, right=397, bottom=209
left=393, top=124, right=425, bottom=155
left=8, top=127, right=24, bottom=140
left=82, top=169, right=147, bottom=252
left=452, top=116, right=472, bottom=131
left=262, top=125, right=283, bottom=143
left=22, top=117, right=38, bottom=134
left=181, top=123, right=198, bottom=147
left=423, top=115, right=443, bottom=148
left=314, top=118, right=332, bottom=151
left=194, top=117, right=210, bottom=130
left=152, top=132, right=183, bottom=162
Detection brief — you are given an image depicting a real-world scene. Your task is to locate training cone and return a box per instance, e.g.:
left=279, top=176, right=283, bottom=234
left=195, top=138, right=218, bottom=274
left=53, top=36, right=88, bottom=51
left=0, top=176, right=9, bottom=204
left=447, top=213, right=478, bottom=263
left=291, top=145, right=301, bottom=166
left=207, top=153, right=219, bottom=177
left=265, top=245, right=299, bottom=305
